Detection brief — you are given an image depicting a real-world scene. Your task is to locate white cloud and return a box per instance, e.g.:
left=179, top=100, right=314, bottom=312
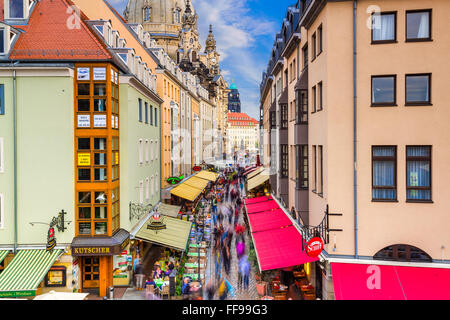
left=193, top=0, right=277, bottom=117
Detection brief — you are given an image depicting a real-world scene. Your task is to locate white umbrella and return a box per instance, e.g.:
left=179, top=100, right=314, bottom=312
left=33, top=290, right=89, bottom=300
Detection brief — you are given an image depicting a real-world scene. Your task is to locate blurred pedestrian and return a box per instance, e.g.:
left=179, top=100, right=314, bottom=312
left=182, top=277, right=191, bottom=300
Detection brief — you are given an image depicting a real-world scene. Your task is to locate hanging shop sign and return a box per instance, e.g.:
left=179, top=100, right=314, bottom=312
left=167, top=175, right=184, bottom=185
left=306, top=237, right=324, bottom=258
left=46, top=227, right=56, bottom=252
left=147, top=212, right=167, bottom=231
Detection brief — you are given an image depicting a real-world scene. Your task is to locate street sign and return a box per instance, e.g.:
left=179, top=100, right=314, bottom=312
left=306, top=237, right=324, bottom=258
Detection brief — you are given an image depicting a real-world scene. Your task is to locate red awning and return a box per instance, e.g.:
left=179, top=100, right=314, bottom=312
left=243, top=166, right=257, bottom=175
left=252, top=226, right=319, bottom=271
left=244, top=195, right=273, bottom=205
left=331, top=262, right=450, bottom=300
left=247, top=209, right=292, bottom=233
left=246, top=200, right=279, bottom=214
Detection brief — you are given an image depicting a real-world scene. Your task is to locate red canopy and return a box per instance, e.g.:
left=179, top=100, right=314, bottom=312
left=243, top=166, right=257, bottom=175
left=246, top=200, right=279, bottom=214
left=252, top=226, right=319, bottom=271
left=247, top=209, right=292, bottom=233
left=331, top=262, right=450, bottom=300
left=244, top=195, right=273, bottom=205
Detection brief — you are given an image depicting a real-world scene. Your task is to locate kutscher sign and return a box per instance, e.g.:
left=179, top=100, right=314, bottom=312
left=306, top=237, right=324, bottom=258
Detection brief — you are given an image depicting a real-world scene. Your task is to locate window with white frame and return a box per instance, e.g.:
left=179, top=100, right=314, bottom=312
left=145, top=139, right=149, bottom=163
left=154, top=140, right=158, bottom=160
left=139, top=139, right=143, bottom=164
left=145, top=178, right=149, bottom=200
left=139, top=180, right=144, bottom=204
left=0, top=138, right=3, bottom=173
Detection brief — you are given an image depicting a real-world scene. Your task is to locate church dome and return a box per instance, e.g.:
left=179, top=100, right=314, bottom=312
left=124, top=0, right=187, bottom=25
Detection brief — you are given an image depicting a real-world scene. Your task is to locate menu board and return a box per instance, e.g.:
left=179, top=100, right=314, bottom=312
left=77, top=67, right=90, bottom=80
left=93, top=67, right=106, bottom=81
left=77, top=114, right=90, bottom=127
left=94, top=114, right=107, bottom=127
left=113, top=254, right=130, bottom=286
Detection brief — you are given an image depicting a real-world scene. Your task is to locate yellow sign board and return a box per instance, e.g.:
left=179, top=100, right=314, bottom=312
left=78, top=153, right=90, bottom=166
left=115, top=152, right=119, bottom=165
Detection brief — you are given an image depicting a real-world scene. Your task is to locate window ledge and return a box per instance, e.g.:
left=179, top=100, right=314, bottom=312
left=371, top=103, right=398, bottom=107
left=371, top=40, right=398, bottom=45
left=406, top=38, right=433, bottom=43
left=372, top=199, right=399, bottom=203
left=406, top=200, right=433, bottom=204
left=405, top=103, right=432, bottom=107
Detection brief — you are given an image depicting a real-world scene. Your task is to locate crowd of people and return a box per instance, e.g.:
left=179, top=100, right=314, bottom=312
left=204, top=165, right=252, bottom=300
left=136, top=164, right=253, bottom=300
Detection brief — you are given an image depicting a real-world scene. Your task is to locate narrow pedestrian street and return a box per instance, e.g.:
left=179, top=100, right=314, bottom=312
left=205, top=180, right=259, bottom=300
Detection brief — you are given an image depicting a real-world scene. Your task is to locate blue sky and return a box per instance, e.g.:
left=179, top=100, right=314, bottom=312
left=109, top=0, right=295, bottom=120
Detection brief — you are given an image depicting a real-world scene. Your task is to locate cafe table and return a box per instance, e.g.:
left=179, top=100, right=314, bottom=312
left=154, top=279, right=168, bottom=289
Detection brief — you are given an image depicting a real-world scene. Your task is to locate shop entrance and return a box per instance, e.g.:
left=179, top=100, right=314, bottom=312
left=82, top=257, right=100, bottom=289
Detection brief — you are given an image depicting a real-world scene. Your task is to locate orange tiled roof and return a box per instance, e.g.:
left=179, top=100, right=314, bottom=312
left=227, top=112, right=259, bottom=125
left=9, top=0, right=111, bottom=60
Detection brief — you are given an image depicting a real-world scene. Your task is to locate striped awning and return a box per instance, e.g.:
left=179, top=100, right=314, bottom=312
left=247, top=166, right=264, bottom=180
left=247, top=171, right=270, bottom=190
left=0, top=249, right=63, bottom=298
left=0, top=251, right=9, bottom=264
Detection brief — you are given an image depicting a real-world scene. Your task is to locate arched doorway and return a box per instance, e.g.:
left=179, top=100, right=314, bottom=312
left=373, top=244, right=432, bottom=262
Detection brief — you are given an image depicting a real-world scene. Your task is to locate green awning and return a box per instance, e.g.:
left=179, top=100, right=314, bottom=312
left=0, top=249, right=63, bottom=297
left=0, top=250, right=9, bottom=264
left=135, top=216, right=192, bottom=252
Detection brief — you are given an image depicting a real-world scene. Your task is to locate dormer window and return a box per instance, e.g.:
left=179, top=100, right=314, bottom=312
left=0, top=24, right=19, bottom=55
left=0, top=30, right=4, bottom=54
left=4, top=0, right=35, bottom=20
left=94, top=25, right=104, bottom=35
left=118, top=53, right=127, bottom=63
left=10, top=0, right=24, bottom=18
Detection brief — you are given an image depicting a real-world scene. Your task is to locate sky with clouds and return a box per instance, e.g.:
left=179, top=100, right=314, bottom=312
left=110, top=0, right=294, bottom=120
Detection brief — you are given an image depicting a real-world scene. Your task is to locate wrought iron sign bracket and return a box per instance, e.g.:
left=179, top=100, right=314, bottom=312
left=301, top=205, right=343, bottom=251
left=29, top=210, right=72, bottom=232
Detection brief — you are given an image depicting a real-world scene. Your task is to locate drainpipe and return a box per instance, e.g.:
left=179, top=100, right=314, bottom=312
left=13, top=68, right=18, bottom=254
left=353, top=0, right=358, bottom=258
